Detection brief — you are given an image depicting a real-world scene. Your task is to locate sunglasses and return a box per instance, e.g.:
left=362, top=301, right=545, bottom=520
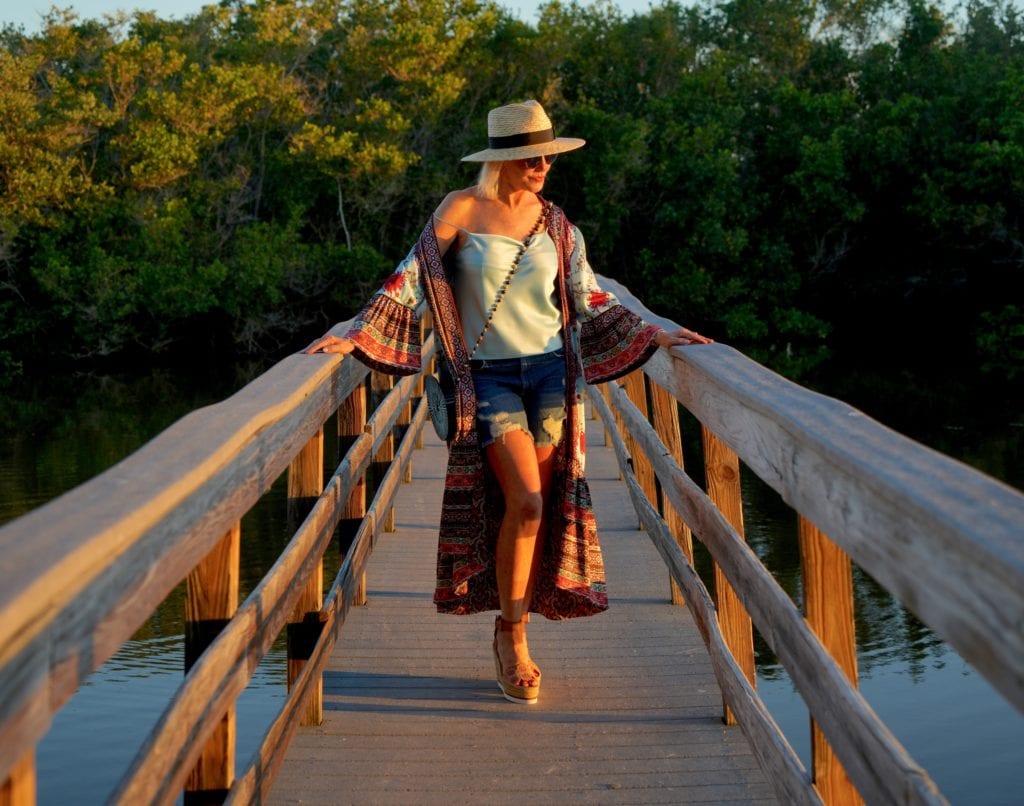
left=522, top=154, right=558, bottom=169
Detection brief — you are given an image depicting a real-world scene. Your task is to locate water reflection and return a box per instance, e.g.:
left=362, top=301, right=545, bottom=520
left=3, top=363, right=1022, bottom=804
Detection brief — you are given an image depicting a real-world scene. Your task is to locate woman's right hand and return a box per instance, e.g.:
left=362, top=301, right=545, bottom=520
left=303, top=333, right=355, bottom=355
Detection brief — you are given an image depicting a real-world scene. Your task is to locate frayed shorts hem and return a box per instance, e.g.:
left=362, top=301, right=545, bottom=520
left=472, top=349, right=567, bottom=450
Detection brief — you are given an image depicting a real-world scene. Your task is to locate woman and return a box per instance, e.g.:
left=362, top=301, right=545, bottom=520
left=306, top=100, right=711, bottom=704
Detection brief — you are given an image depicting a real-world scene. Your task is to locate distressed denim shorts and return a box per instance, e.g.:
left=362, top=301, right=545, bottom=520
left=471, top=349, right=566, bottom=449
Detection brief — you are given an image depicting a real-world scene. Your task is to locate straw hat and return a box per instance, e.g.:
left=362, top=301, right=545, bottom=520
left=461, top=100, right=586, bottom=162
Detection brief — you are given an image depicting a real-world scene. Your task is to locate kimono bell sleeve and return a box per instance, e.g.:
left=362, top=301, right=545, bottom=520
left=343, top=249, right=425, bottom=376
left=565, top=224, right=662, bottom=384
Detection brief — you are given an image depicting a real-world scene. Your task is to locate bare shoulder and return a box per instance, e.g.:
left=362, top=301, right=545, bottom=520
left=434, top=187, right=482, bottom=227
left=432, top=188, right=481, bottom=252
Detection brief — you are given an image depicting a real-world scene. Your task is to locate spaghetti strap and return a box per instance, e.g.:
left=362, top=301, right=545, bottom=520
left=432, top=212, right=468, bottom=234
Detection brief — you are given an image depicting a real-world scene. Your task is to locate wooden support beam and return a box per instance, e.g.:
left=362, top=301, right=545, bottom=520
left=650, top=382, right=694, bottom=605
left=598, top=384, right=615, bottom=453
left=338, top=384, right=368, bottom=606
left=0, top=750, right=35, bottom=806
left=371, top=371, right=396, bottom=533
left=800, top=516, right=862, bottom=806
left=409, top=313, right=425, bottom=454
left=397, top=383, right=413, bottom=484
left=622, top=371, right=657, bottom=527
left=702, top=425, right=756, bottom=725
left=184, top=524, right=240, bottom=806
left=286, top=430, right=325, bottom=728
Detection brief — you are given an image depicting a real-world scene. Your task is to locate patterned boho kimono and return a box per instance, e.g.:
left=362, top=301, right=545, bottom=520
left=345, top=204, right=661, bottom=619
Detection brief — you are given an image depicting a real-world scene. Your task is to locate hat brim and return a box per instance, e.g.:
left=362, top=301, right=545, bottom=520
left=461, top=137, right=586, bottom=163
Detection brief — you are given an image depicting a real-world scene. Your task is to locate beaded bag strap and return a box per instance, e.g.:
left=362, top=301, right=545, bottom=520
left=467, top=200, right=552, bottom=360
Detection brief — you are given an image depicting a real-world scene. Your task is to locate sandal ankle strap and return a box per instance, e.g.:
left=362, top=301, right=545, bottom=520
left=497, top=614, right=528, bottom=631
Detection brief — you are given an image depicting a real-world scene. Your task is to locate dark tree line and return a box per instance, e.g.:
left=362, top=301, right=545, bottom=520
left=1, top=0, right=1021, bottom=385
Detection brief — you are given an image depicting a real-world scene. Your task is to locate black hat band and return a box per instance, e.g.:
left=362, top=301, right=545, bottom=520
left=488, top=127, right=555, bottom=150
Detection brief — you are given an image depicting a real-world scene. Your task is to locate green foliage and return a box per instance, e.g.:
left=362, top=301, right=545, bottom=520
left=978, top=305, right=1024, bottom=380
left=0, top=0, right=1021, bottom=387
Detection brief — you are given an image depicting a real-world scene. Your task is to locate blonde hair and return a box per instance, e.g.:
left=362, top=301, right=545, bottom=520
left=475, top=161, right=504, bottom=200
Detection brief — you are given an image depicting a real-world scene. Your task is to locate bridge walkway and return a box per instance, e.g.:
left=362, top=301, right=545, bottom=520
left=270, top=414, right=777, bottom=805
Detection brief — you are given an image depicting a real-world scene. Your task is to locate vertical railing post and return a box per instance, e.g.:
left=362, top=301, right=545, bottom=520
left=799, top=516, right=862, bottom=805
left=622, top=370, right=657, bottom=528
left=416, top=313, right=429, bottom=450
left=701, top=425, right=756, bottom=725
left=398, top=379, right=413, bottom=484
left=338, top=383, right=368, bottom=606
left=650, top=383, right=694, bottom=605
left=1, top=750, right=35, bottom=806
left=286, top=429, right=325, bottom=727
left=371, top=371, right=396, bottom=533
left=598, top=384, right=615, bottom=453
left=184, top=523, right=240, bottom=805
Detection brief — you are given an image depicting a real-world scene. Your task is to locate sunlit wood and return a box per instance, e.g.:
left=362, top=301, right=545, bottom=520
left=286, top=431, right=325, bottom=728
left=339, top=383, right=368, bottom=607
left=0, top=751, right=35, bottom=806
left=701, top=425, right=756, bottom=725
left=650, top=382, right=693, bottom=605
left=622, top=370, right=657, bottom=528
left=800, top=517, right=862, bottom=806
left=184, top=524, right=240, bottom=804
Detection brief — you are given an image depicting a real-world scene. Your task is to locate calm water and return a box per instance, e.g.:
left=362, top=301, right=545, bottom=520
left=1, top=360, right=1022, bottom=804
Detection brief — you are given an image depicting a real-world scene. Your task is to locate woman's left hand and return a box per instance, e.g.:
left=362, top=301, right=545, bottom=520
left=655, top=327, right=713, bottom=348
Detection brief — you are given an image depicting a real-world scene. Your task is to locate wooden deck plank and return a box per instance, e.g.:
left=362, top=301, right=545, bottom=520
left=269, top=414, right=777, bottom=805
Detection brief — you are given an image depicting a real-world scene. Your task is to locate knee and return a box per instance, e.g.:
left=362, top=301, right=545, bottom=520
left=506, top=490, right=544, bottom=524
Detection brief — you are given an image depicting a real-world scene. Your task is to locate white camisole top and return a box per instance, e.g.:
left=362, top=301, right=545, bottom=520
left=453, top=231, right=563, bottom=360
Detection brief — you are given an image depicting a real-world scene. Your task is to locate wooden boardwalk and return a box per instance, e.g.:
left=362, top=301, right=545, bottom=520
left=270, top=414, right=777, bottom=805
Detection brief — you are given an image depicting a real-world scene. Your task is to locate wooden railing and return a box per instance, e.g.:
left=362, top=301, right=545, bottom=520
left=590, top=278, right=1024, bottom=805
left=0, top=319, right=437, bottom=805
left=1, top=279, right=1022, bottom=805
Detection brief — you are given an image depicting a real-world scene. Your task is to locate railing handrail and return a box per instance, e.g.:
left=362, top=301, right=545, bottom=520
left=599, top=277, right=1024, bottom=715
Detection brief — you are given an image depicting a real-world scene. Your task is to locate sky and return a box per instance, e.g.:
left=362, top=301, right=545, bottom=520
left=3, top=0, right=660, bottom=33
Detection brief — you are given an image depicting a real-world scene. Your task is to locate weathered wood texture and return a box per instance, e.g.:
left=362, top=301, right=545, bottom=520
left=622, top=370, right=657, bottom=525
left=0, top=320, right=367, bottom=783
left=599, top=276, right=1024, bottom=717
left=601, top=379, right=946, bottom=805
left=269, top=417, right=777, bottom=805
left=1, top=266, right=1020, bottom=806
left=372, top=372, right=397, bottom=533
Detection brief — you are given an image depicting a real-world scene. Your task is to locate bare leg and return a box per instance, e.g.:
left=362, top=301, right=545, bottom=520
left=485, top=430, right=556, bottom=689
left=522, top=443, right=557, bottom=614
